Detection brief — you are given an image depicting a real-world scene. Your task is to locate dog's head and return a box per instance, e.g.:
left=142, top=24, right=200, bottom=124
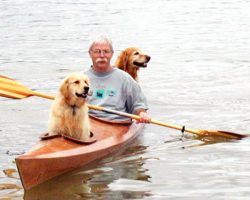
left=116, top=47, right=151, bottom=70
left=59, top=73, right=91, bottom=106
left=115, top=47, right=150, bottom=81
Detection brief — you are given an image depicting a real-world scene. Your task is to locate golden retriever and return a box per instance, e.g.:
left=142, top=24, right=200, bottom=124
left=48, top=72, right=91, bottom=142
left=115, top=47, right=150, bottom=81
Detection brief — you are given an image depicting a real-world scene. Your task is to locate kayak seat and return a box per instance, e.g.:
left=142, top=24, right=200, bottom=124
left=40, top=133, right=61, bottom=140
left=62, top=131, right=97, bottom=144
left=40, top=132, right=97, bottom=145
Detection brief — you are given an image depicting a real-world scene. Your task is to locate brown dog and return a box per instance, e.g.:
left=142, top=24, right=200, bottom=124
left=48, top=72, right=91, bottom=141
left=115, top=47, right=150, bottom=81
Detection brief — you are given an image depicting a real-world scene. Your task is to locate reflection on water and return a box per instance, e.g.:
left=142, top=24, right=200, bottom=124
left=0, top=168, right=22, bottom=199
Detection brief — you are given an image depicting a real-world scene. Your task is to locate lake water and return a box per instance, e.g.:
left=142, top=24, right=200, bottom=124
left=1, top=0, right=250, bottom=199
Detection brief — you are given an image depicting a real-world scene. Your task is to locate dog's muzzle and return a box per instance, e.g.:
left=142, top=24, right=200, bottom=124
left=76, top=86, right=90, bottom=98
left=133, top=55, right=151, bottom=68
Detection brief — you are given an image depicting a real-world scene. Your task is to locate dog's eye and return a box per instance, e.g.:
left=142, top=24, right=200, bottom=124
left=134, top=52, right=139, bottom=55
left=84, top=81, right=89, bottom=85
left=74, top=80, right=80, bottom=84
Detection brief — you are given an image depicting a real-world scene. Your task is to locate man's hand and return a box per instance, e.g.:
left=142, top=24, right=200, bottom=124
left=136, top=110, right=151, bottom=123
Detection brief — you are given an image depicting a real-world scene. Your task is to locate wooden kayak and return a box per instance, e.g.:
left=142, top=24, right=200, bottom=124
left=15, top=117, right=145, bottom=190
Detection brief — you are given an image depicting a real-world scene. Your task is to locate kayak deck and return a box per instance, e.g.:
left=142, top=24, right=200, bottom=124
left=16, top=117, right=144, bottom=190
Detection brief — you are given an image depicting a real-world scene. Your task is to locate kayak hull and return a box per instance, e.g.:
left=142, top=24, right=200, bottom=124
left=16, top=117, right=144, bottom=190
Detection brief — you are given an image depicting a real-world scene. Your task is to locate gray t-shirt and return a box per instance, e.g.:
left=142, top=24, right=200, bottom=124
left=84, top=67, right=148, bottom=121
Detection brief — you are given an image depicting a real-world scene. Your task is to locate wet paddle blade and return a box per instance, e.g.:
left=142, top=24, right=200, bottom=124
left=151, top=119, right=247, bottom=140
left=197, top=130, right=247, bottom=140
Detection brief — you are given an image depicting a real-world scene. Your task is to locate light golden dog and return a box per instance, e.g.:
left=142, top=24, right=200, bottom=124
left=48, top=72, right=91, bottom=141
left=115, top=47, right=150, bottom=81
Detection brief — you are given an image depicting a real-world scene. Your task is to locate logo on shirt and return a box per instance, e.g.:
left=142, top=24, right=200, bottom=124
left=95, top=89, right=105, bottom=99
left=107, top=89, right=116, bottom=97
left=94, top=88, right=116, bottom=99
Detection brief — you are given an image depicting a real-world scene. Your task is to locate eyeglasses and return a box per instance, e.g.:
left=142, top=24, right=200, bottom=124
left=91, top=49, right=113, bottom=55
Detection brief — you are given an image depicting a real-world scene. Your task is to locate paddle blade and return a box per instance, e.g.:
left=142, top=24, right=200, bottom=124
left=0, top=77, right=33, bottom=99
left=198, top=130, right=247, bottom=140
left=0, top=76, right=54, bottom=100
left=0, top=89, right=31, bottom=99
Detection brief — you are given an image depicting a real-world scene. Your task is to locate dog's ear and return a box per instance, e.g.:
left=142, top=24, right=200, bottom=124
left=60, top=78, right=69, bottom=98
left=115, top=50, right=128, bottom=70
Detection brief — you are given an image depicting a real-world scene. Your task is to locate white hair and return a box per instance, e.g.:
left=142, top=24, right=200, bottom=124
left=88, top=35, right=114, bottom=52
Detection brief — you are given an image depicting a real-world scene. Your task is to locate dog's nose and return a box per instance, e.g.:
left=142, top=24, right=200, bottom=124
left=146, top=55, right=151, bottom=62
left=84, top=86, right=89, bottom=93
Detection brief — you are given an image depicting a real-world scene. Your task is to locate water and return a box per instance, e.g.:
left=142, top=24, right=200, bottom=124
left=1, top=0, right=250, bottom=199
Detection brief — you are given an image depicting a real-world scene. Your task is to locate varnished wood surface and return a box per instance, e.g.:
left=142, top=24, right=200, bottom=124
left=15, top=117, right=144, bottom=190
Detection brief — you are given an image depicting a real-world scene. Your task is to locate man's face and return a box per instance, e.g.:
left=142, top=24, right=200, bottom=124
left=89, top=43, right=113, bottom=70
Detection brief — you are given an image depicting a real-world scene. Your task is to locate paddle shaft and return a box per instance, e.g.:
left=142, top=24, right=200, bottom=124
left=88, top=105, right=201, bottom=135
left=0, top=75, right=247, bottom=139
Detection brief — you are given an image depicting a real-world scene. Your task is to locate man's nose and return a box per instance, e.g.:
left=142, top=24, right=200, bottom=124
left=99, top=51, right=105, bottom=56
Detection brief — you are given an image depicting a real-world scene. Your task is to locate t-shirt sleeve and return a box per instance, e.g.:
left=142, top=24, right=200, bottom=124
left=124, top=78, right=149, bottom=114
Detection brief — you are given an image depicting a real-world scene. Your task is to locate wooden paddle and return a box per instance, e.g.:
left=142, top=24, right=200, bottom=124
left=0, top=75, right=247, bottom=139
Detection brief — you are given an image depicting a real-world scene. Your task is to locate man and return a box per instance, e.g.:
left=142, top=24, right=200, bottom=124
left=85, top=36, right=150, bottom=123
